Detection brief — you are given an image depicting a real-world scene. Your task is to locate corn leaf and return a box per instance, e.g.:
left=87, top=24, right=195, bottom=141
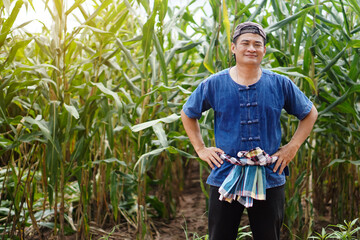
left=222, top=0, right=231, bottom=53
left=142, top=12, right=156, bottom=59
left=0, top=0, right=23, bottom=47
left=64, top=104, right=79, bottom=119
left=90, top=82, right=122, bottom=109
left=152, top=123, right=168, bottom=148
left=131, top=114, right=180, bottom=132
left=265, top=5, right=315, bottom=33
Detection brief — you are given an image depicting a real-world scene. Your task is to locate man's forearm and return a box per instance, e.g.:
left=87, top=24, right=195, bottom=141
left=180, top=109, right=224, bottom=169
left=180, top=110, right=205, bottom=152
left=273, top=104, right=318, bottom=174
left=288, top=105, right=318, bottom=150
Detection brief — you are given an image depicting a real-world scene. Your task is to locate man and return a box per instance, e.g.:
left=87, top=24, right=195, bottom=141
left=180, top=22, right=318, bottom=240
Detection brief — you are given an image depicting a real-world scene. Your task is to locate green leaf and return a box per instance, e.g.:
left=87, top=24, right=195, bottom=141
left=142, top=12, right=156, bottom=59
left=82, top=0, right=113, bottom=26
left=265, top=5, right=315, bottom=33
left=319, top=84, right=360, bottom=115
left=24, top=117, right=51, bottom=142
left=122, top=72, right=141, bottom=96
left=64, top=103, right=79, bottom=119
left=234, top=0, right=256, bottom=19
left=0, top=136, right=13, bottom=148
left=222, top=0, right=231, bottom=53
left=319, top=46, right=346, bottom=75
left=203, top=30, right=218, bottom=74
left=348, top=39, right=360, bottom=48
left=167, top=146, right=197, bottom=159
left=270, top=67, right=316, bottom=91
left=158, top=0, right=168, bottom=22
left=294, top=14, right=306, bottom=65
left=116, top=38, right=144, bottom=78
left=90, top=82, right=122, bottom=109
left=110, top=171, right=119, bottom=220
left=53, top=0, right=63, bottom=17
left=153, top=32, right=168, bottom=85
left=134, top=147, right=167, bottom=172
left=0, top=38, right=33, bottom=71
left=93, top=158, right=127, bottom=167
left=78, top=25, right=112, bottom=34
left=152, top=123, right=168, bottom=147
left=0, top=0, right=23, bottom=47
left=247, top=0, right=267, bottom=22
left=348, top=0, right=360, bottom=18
left=131, top=114, right=180, bottom=132
left=65, top=0, right=85, bottom=15
left=327, top=159, right=360, bottom=168
left=24, top=116, right=59, bottom=155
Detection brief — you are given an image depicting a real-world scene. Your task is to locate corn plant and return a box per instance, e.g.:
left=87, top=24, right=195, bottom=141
left=0, top=0, right=359, bottom=239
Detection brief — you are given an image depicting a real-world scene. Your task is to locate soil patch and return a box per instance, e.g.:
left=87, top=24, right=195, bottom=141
left=153, top=160, right=208, bottom=240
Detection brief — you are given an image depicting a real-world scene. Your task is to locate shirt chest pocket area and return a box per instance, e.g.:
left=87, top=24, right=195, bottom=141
left=215, top=95, right=242, bottom=130
left=263, top=93, right=284, bottom=123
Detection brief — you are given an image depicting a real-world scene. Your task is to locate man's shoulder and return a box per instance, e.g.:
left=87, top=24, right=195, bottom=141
left=262, top=68, right=287, bottom=79
left=203, top=68, right=230, bottom=83
left=262, top=68, right=292, bottom=85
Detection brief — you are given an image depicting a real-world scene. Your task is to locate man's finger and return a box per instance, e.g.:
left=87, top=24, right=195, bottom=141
left=210, top=155, right=221, bottom=167
left=211, top=152, right=223, bottom=164
left=207, top=159, right=215, bottom=169
left=273, top=158, right=281, bottom=172
left=279, top=160, right=288, bottom=175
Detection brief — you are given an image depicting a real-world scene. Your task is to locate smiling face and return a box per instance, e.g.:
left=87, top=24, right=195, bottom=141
left=231, top=33, right=266, bottom=66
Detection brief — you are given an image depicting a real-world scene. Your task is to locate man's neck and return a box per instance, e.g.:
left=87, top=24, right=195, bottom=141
left=231, top=64, right=262, bottom=86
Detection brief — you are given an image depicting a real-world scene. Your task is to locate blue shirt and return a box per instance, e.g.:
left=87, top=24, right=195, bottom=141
left=182, top=68, right=313, bottom=188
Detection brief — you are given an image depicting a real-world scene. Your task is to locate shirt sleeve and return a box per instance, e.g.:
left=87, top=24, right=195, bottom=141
left=283, top=78, right=313, bottom=120
left=182, top=80, right=212, bottom=119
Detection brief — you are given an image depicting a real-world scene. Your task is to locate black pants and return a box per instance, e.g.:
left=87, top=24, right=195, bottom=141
left=208, top=185, right=285, bottom=240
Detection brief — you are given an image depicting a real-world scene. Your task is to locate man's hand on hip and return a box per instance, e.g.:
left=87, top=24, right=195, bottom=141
left=272, top=143, right=298, bottom=175
left=196, top=147, right=224, bottom=169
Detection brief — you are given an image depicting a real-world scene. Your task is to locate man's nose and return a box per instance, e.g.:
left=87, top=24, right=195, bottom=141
left=247, top=44, right=256, bottom=51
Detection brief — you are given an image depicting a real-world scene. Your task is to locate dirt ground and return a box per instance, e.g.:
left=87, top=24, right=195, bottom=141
left=153, top=160, right=209, bottom=240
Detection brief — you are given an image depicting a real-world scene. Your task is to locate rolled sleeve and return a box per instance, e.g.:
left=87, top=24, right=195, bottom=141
left=284, top=79, right=313, bottom=120
left=182, top=81, right=212, bottom=119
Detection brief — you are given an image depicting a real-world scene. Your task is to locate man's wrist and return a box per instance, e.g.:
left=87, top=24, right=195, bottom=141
left=287, top=140, right=301, bottom=152
left=194, top=144, right=206, bottom=153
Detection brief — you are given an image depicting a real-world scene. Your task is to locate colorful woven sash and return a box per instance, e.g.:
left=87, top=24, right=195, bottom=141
left=217, top=147, right=277, bottom=208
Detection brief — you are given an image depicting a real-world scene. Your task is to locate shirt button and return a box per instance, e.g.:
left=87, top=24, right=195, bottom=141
left=248, top=137, right=253, bottom=141
left=248, top=120, right=252, bottom=124
left=246, top=103, right=251, bottom=107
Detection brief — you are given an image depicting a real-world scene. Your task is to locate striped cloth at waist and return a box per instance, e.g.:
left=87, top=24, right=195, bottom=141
left=217, top=147, right=278, bottom=208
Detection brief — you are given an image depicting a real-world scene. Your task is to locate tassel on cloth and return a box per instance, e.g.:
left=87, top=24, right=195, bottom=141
left=217, top=147, right=277, bottom=208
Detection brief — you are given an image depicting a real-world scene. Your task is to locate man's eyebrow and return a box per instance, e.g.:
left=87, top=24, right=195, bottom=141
left=240, top=39, right=263, bottom=44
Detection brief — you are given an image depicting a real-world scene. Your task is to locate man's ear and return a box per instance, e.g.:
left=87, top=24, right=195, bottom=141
left=231, top=42, right=236, bottom=54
